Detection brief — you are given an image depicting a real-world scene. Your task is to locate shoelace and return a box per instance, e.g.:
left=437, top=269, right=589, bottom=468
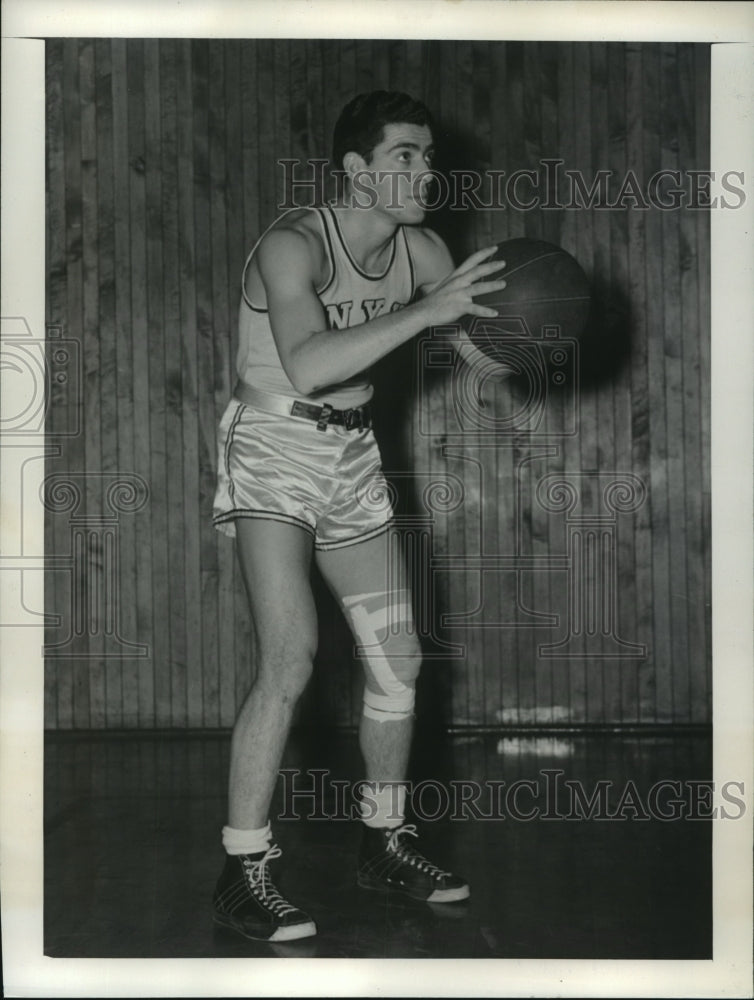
left=386, top=823, right=451, bottom=879
left=242, top=844, right=298, bottom=917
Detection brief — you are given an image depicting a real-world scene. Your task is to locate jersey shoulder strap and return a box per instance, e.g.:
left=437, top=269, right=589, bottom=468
left=241, top=206, right=336, bottom=312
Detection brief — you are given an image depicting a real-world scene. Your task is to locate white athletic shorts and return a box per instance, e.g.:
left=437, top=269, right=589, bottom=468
left=212, top=396, right=394, bottom=550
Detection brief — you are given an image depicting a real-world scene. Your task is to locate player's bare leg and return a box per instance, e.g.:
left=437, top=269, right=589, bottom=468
left=213, top=518, right=318, bottom=942
left=317, top=531, right=470, bottom=902
left=228, top=518, right=318, bottom=828
left=316, top=530, right=415, bottom=787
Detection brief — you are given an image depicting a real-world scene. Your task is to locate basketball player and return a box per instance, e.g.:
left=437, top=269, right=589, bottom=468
left=211, top=91, right=506, bottom=942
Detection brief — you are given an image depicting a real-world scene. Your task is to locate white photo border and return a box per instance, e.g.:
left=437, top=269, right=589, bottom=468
left=2, top=2, right=752, bottom=996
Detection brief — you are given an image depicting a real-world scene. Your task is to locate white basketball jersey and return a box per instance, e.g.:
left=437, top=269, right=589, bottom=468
left=235, top=205, right=416, bottom=407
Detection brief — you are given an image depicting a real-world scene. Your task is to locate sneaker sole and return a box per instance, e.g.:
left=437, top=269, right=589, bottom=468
left=357, top=873, right=470, bottom=903
left=213, top=911, right=317, bottom=942
left=427, top=884, right=470, bottom=903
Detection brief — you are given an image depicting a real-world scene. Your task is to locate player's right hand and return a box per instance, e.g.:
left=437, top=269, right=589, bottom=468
left=419, top=246, right=507, bottom=326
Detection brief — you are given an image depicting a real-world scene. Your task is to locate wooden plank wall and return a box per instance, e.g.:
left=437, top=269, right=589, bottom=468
left=44, top=39, right=711, bottom=729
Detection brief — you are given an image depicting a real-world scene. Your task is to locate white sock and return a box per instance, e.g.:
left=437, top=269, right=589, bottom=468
left=360, top=782, right=407, bottom=829
left=222, top=822, right=272, bottom=856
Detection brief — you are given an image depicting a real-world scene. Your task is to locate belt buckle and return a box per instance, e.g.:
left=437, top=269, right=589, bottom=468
left=344, top=408, right=359, bottom=431
left=316, top=403, right=334, bottom=432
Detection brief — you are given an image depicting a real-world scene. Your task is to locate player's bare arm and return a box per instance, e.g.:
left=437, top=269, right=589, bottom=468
left=254, top=221, right=507, bottom=396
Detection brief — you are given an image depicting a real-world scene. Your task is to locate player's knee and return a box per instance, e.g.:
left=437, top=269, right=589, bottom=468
left=395, top=631, right=423, bottom=678
left=259, top=656, right=314, bottom=704
left=255, top=629, right=317, bottom=703
left=340, top=589, right=422, bottom=723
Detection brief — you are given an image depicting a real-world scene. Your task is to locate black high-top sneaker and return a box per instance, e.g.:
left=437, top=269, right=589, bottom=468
left=357, top=823, right=470, bottom=903
left=213, top=843, right=317, bottom=941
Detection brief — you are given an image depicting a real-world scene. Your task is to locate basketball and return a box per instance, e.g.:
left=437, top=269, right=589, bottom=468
left=465, top=238, right=592, bottom=355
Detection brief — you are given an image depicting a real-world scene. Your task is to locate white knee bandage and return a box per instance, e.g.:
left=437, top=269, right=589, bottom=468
left=362, top=686, right=415, bottom=722
left=341, top=590, right=420, bottom=723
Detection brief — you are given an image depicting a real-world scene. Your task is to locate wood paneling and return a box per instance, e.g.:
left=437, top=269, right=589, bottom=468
left=45, top=38, right=67, bottom=729
left=79, top=37, right=104, bottom=727
left=144, top=37, right=168, bottom=729
left=45, top=40, right=712, bottom=730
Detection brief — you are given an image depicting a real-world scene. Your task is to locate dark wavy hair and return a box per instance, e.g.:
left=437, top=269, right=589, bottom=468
left=331, top=91, right=435, bottom=171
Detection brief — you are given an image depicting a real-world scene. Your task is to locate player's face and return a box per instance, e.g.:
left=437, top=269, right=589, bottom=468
left=360, top=123, right=435, bottom=222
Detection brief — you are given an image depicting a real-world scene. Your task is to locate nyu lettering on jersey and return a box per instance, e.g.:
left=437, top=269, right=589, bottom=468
left=235, top=205, right=417, bottom=408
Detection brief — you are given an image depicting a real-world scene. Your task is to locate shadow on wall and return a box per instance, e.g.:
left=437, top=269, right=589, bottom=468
left=575, top=278, right=634, bottom=390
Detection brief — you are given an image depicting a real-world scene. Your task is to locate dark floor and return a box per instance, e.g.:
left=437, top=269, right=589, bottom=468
left=44, top=728, right=712, bottom=959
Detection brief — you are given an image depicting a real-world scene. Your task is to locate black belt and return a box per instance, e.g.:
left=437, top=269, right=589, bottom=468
left=290, top=399, right=373, bottom=431
left=233, top=381, right=372, bottom=432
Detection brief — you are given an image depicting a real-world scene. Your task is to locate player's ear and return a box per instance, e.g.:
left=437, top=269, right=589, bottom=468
left=342, top=150, right=368, bottom=179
